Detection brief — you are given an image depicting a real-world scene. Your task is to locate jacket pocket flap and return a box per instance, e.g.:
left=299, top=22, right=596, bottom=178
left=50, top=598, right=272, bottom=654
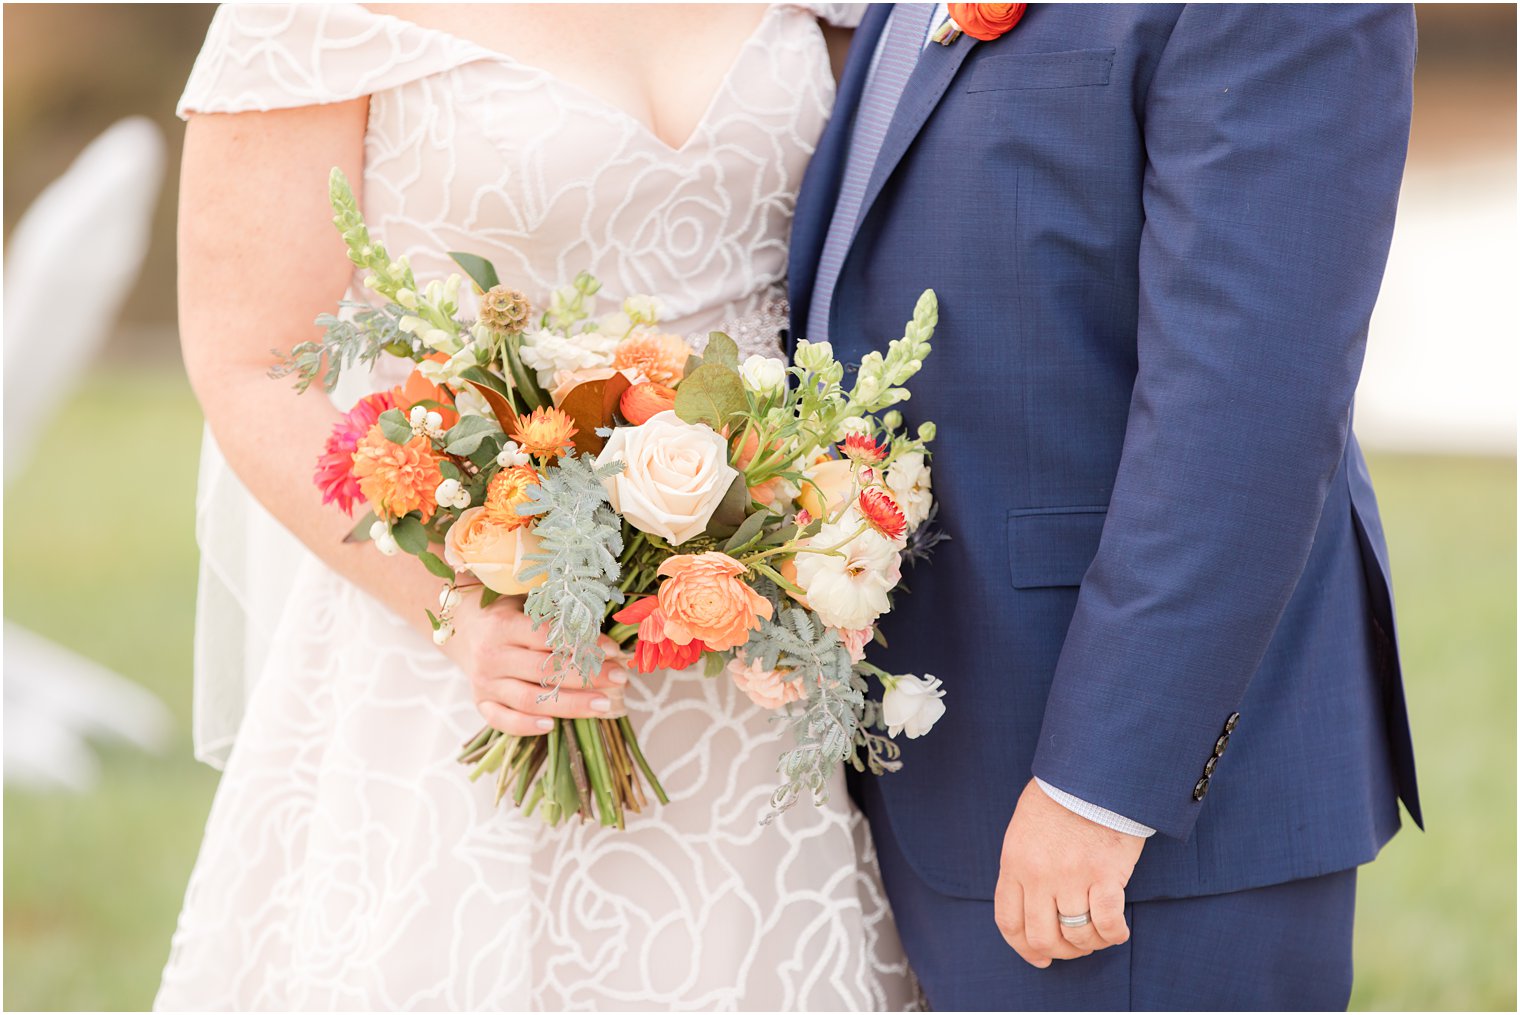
left=967, top=48, right=1116, bottom=92
left=1007, top=507, right=1108, bottom=589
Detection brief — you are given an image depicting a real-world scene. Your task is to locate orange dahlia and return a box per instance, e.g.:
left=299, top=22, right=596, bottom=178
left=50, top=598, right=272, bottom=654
left=857, top=488, right=907, bottom=542
left=352, top=424, right=443, bottom=521
left=510, top=406, right=578, bottom=459
left=613, top=332, right=694, bottom=387
left=484, top=465, right=540, bottom=529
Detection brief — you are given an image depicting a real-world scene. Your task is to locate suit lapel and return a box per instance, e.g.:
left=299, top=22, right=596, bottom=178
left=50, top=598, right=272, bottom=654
left=851, top=32, right=980, bottom=251
left=787, top=2, right=891, bottom=348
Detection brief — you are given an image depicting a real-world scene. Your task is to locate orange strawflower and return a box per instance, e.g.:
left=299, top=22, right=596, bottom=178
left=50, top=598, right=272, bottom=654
left=857, top=489, right=907, bottom=542
left=510, top=406, right=578, bottom=459
left=839, top=432, right=886, bottom=465
left=484, top=465, right=540, bottom=529
left=352, top=424, right=443, bottom=521
left=614, top=332, right=694, bottom=387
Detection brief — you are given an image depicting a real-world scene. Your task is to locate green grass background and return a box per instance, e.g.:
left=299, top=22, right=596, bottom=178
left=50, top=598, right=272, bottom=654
left=4, top=368, right=1515, bottom=1011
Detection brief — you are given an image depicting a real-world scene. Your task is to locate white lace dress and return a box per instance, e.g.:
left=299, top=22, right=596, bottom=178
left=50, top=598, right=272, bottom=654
left=157, top=4, right=917, bottom=1011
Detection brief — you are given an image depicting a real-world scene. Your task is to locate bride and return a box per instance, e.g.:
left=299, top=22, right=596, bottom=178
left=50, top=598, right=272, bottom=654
left=156, top=3, right=917, bottom=1010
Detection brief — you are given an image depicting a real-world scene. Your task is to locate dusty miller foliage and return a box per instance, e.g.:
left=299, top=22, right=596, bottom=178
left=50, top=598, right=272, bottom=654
left=741, top=606, right=864, bottom=819
left=516, top=454, right=626, bottom=691
left=271, top=301, right=413, bottom=393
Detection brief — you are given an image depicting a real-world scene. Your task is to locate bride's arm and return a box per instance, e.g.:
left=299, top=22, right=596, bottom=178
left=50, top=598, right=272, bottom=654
left=179, top=102, right=625, bottom=733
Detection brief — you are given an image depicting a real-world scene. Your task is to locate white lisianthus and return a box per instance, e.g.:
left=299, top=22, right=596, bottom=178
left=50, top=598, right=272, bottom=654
left=622, top=294, right=662, bottom=326
left=452, top=385, right=493, bottom=422
left=885, top=452, right=933, bottom=532
left=791, top=512, right=903, bottom=630
left=418, top=344, right=477, bottom=386
left=594, top=410, right=738, bottom=546
left=518, top=327, right=619, bottom=389
left=882, top=673, right=946, bottom=739
left=740, top=354, right=787, bottom=396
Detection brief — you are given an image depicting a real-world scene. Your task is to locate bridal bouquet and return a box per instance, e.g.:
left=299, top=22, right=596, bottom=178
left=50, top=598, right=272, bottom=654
left=277, top=168, right=947, bottom=828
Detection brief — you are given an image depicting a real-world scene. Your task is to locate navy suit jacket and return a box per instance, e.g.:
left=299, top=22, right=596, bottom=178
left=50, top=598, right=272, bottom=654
left=788, top=3, right=1421, bottom=903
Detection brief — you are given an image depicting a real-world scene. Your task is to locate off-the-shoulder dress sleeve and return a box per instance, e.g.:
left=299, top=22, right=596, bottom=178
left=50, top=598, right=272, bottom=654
left=177, top=3, right=490, bottom=118
left=789, top=3, right=867, bottom=29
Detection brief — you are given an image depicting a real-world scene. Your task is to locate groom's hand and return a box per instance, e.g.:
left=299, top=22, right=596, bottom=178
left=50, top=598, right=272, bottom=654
left=995, top=779, right=1145, bottom=968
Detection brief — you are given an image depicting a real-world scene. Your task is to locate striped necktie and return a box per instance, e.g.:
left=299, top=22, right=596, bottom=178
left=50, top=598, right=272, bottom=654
left=806, top=3, right=936, bottom=344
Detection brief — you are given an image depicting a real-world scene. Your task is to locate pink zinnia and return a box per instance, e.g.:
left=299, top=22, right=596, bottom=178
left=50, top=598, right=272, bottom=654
left=314, top=391, right=397, bottom=514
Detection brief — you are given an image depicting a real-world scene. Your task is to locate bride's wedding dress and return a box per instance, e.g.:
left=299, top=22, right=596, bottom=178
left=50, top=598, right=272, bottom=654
left=156, top=4, right=917, bottom=1011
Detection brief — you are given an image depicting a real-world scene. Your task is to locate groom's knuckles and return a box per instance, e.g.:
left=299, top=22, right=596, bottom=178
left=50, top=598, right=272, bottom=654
left=1090, top=883, right=1129, bottom=944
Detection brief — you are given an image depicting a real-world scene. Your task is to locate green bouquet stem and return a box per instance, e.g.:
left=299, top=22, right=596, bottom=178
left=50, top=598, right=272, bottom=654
left=458, top=712, right=667, bottom=828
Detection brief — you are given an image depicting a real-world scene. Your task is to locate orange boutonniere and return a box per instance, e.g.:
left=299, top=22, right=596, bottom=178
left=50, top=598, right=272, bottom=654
left=932, top=3, right=1028, bottom=45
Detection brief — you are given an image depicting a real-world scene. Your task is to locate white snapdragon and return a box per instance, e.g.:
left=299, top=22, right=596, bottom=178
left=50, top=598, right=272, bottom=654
left=885, top=452, right=933, bottom=532
left=518, top=327, right=619, bottom=389
left=794, top=339, right=834, bottom=373
left=622, top=294, right=662, bottom=326
left=452, top=386, right=492, bottom=422
left=791, top=512, right=903, bottom=630
left=418, top=344, right=478, bottom=387
left=740, top=354, right=787, bottom=396
left=882, top=673, right=946, bottom=739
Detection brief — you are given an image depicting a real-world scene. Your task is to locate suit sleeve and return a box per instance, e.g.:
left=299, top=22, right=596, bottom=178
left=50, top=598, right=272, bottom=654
left=1029, top=3, right=1416, bottom=841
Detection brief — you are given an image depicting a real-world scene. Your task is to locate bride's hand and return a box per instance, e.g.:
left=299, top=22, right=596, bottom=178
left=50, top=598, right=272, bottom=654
left=442, top=594, right=630, bottom=736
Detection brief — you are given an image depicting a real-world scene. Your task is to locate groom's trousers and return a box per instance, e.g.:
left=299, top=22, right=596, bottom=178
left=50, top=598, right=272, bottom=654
left=872, top=824, right=1358, bottom=1012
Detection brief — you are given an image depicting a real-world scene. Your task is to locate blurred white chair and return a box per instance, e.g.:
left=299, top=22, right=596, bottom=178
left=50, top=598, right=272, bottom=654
left=5, top=116, right=174, bottom=789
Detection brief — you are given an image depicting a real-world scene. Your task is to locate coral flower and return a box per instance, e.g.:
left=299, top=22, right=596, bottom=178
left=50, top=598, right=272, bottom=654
left=656, top=552, right=774, bottom=652
left=613, top=332, right=694, bottom=387
left=352, top=424, right=444, bottom=521
left=620, top=381, right=678, bottom=425
left=510, top=406, right=579, bottom=459
left=391, top=354, right=458, bottom=428
left=315, top=391, right=397, bottom=514
left=727, top=657, right=805, bottom=710
left=839, top=432, right=886, bottom=466
left=613, top=596, right=706, bottom=674
left=484, top=465, right=541, bottom=529
left=858, top=489, right=907, bottom=542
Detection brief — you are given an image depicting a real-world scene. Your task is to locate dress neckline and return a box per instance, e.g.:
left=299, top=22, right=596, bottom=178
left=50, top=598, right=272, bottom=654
left=354, top=3, right=795, bottom=156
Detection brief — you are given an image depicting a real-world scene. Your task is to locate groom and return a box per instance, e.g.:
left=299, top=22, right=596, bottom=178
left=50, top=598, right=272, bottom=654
left=789, top=4, right=1420, bottom=1010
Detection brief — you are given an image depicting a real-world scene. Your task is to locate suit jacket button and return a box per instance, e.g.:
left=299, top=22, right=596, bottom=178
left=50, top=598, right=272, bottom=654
left=1214, top=734, right=1229, bottom=756
left=1204, top=755, right=1219, bottom=777
left=1193, top=777, right=1210, bottom=801
left=1225, top=712, right=1240, bottom=734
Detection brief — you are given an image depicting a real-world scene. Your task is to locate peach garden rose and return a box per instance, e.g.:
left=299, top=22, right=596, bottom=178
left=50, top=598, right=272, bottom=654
left=443, top=507, right=546, bottom=596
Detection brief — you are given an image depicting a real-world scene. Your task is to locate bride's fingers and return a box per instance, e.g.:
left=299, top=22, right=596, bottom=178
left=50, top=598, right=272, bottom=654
left=481, top=676, right=626, bottom=720
left=475, top=700, right=555, bottom=737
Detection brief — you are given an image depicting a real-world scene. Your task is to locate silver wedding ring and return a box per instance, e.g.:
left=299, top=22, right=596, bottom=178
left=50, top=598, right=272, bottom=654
left=1058, top=911, right=1092, bottom=929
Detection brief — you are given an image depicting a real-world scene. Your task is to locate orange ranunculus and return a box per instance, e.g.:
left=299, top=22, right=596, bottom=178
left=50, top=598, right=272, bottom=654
left=948, top=2, right=1027, bottom=41
left=612, top=595, right=706, bottom=673
left=656, top=552, right=774, bottom=652
left=443, top=506, right=545, bottom=595
left=484, top=465, right=540, bottom=529
left=352, top=424, right=444, bottom=521
left=614, top=332, right=694, bottom=387
left=391, top=353, right=459, bottom=428
left=620, top=382, right=678, bottom=425
left=795, top=458, right=857, bottom=520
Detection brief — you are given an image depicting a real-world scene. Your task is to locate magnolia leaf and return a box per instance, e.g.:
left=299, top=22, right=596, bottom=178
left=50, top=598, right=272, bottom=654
left=448, top=251, right=500, bottom=293
left=702, top=332, right=739, bottom=370
left=445, top=415, right=503, bottom=456
left=704, top=474, right=749, bottom=539
left=464, top=379, right=521, bottom=432
left=378, top=408, right=412, bottom=445
left=419, top=550, right=455, bottom=580
left=558, top=371, right=633, bottom=457
left=393, top=515, right=430, bottom=555
left=673, top=363, right=745, bottom=431
left=723, top=510, right=770, bottom=554
left=344, top=510, right=379, bottom=543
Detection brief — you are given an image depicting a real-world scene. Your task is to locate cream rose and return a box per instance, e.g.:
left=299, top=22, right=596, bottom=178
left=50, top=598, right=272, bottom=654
left=443, top=507, right=545, bottom=595
left=595, top=410, right=738, bottom=546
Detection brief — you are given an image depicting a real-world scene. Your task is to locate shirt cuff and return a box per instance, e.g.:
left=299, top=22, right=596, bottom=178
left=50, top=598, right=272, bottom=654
left=1034, top=777, right=1157, bottom=838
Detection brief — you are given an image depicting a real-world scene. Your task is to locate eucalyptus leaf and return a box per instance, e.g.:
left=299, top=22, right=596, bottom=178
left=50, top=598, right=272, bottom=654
left=479, top=587, right=502, bottom=608
left=673, top=362, right=745, bottom=431
left=702, top=332, right=739, bottom=369
left=723, top=510, right=770, bottom=554
left=445, top=415, right=504, bottom=455
left=393, top=516, right=429, bottom=555
left=448, top=251, right=500, bottom=293
left=705, top=474, right=749, bottom=536
left=379, top=408, right=413, bottom=445
left=460, top=365, right=511, bottom=398
left=419, top=550, right=455, bottom=580
left=703, top=651, right=726, bottom=678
